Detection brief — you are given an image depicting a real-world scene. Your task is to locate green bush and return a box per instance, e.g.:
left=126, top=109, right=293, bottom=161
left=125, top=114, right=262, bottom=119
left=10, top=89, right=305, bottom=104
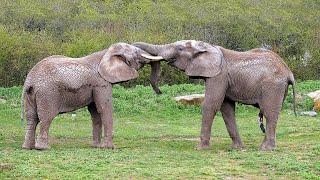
left=0, top=0, right=319, bottom=87
left=283, top=80, right=320, bottom=111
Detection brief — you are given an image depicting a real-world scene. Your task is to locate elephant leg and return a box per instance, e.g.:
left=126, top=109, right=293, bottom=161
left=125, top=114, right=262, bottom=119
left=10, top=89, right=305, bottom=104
left=93, top=86, right=115, bottom=149
left=22, top=106, right=39, bottom=149
left=100, top=109, right=114, bottom=149
left=35, top=96, right=59, bottom=150
left=259, top=88, right=285, bottom=151
left=88, top=103, right=102, bottom=148
left=197, top=78, right=227, bottom=150
left=150, top=61, right=162, bottom=94
left=220, top=100, right=244, bottom=149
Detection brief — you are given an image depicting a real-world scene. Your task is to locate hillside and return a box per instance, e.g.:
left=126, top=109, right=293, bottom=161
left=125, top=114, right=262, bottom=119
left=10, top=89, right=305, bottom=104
left=0, top=0, right=319, bottom=87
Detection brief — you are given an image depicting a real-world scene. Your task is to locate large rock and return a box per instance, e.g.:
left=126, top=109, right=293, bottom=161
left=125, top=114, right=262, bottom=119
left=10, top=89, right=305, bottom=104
left=300, top=111, right=318, bottom=117
left=174, top=94, right=205, bottom=105
left=307, top=90, right=320, bottom=111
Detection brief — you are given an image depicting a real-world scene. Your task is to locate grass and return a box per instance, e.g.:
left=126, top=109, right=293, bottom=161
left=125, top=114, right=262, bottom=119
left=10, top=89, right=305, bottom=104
left=0, top=82, right=319, bottom=179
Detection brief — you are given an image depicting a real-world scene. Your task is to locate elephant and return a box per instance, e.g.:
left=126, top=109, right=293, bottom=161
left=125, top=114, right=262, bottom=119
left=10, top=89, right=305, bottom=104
left=21, top=42, right=163, bottom=150
left=133, top=40, right=296, bottom=151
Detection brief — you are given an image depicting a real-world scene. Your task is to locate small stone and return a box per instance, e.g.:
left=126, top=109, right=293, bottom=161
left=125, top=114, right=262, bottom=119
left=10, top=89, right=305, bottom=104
left=300, top=111, right=318, bottom=117
left=307, top=90, right=320, bottom=111
left=174, top=94, right=205, bottom=105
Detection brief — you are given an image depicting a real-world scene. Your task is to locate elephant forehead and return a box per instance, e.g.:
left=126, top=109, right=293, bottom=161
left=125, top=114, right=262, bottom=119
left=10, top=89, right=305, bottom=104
left=111, top=43, right=133, bottom=52
left=176, top=40, right=200, bottom=47
left=210, top=46, right=223, bottom=56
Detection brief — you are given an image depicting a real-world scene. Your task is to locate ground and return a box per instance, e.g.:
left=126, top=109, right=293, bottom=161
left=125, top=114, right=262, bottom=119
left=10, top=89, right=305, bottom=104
left=0, top=82, right=319, bottom=179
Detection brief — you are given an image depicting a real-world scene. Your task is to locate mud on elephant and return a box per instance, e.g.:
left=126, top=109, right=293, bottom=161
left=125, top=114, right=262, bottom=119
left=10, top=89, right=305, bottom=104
left=21, top=43, right=163, bottom=150
left=133, top=40, right=296, bottom=151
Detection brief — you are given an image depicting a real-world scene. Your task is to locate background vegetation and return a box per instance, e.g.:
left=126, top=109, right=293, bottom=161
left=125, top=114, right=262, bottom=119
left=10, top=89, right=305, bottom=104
left=0, top=81, right=319, bottom=179
left=0, top=0, right=319, bottom=87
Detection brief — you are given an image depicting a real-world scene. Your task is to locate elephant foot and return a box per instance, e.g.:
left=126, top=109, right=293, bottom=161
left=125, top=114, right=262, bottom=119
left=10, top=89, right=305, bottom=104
left=231, top=142, right=245, bottom=150
left=91, top=142, right=101, bottom=148
left=35, top=139, right=50, bottom=150
left=196, top=140, right=210, bottom=150
left=100, top=141, right=115, bottom=149
left=155, top=89, right=162, bottom=95
left=22, top=140, right=35, bottom=150
left=260, top=141, right=276, bottom=151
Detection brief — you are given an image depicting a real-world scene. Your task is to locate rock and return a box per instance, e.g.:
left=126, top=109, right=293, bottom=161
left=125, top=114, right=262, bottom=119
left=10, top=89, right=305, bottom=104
left=300, top=111, right=318, bottom=117
left=307, top=90, right=320, bottom=100
left=307, top=90, right=320, bottom=111
left=174, top=94, right=205, bottom=105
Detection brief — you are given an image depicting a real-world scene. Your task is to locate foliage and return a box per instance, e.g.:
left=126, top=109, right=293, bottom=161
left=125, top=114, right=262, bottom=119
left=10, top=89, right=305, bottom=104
left=0, top=83, right=319, bottom=178
left=0, top=0, right=319, bottom=87
left=283, top=80, right=320, bottom=111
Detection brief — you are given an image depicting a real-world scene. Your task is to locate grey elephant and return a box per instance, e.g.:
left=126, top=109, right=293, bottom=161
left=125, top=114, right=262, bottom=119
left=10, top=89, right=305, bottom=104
left=133, top=40, right=296, bottom=151
left=21, top=43, right=163, bottom=150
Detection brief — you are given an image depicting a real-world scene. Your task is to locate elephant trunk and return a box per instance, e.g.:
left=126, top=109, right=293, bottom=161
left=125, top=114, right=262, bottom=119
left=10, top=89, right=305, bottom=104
left=20, top=87, right=25, bottom=126
left=132, top=42, right=176, bottom=60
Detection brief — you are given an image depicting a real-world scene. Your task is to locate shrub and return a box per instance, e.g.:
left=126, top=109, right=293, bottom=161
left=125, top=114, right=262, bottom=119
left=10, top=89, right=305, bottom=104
left=0, top=0, right=319, bottom=87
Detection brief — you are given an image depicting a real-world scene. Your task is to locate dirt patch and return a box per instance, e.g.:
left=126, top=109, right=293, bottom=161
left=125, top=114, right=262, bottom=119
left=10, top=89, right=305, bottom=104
left=0, top=163, right=14, bottom=171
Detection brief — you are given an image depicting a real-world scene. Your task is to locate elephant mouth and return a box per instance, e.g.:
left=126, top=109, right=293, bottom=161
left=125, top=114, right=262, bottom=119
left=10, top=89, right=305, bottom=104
left=189, top=76, right=204, bottom=79
left=167, top=58, right=176, bottom=64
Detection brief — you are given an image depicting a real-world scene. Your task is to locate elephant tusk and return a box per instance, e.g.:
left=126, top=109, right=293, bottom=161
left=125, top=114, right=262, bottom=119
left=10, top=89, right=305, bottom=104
left=140, top=53, right=163, bottom=61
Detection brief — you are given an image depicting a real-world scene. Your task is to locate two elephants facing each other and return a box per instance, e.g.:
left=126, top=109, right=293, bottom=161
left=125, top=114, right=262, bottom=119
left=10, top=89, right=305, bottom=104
left=21, top=43, right=164, bottom=150
left=133, top=40, right=296, bottom=151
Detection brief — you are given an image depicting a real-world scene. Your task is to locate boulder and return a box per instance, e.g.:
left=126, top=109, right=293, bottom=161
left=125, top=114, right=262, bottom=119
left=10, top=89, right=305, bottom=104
left=307, top=90, right=320, bottom=111
left=174, top=94, right=205, bottom=105
left=300, top=111, right=318, bottom=117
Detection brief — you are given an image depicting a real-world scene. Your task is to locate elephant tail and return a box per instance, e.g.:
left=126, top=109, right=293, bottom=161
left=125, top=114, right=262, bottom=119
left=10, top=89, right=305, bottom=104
left=20, top=85, right=33, bottom=126
left=288, top=79, right=297, bottom=117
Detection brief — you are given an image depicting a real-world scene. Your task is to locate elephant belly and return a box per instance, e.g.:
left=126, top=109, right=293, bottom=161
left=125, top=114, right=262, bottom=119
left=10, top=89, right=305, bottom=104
left=59, top=86, right=93, bottom=113
left=226, top=87, right=260, bottom=105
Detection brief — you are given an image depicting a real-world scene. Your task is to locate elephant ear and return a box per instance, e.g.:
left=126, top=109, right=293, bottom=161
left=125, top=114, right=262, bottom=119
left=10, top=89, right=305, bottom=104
left=185, top=46, right=223, bottom=77
left=98, top=54, right=138, bottom=83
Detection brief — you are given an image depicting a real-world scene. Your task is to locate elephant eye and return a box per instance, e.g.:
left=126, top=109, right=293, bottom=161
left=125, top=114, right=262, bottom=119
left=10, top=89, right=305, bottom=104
left=177, top=46, right=184, bottom=52
left=193, top=51, right=205, bottom=58
left=122, top=58, right=131, bottom=66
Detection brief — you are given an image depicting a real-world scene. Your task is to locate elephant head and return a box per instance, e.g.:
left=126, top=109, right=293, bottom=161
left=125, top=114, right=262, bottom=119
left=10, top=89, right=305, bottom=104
left=133, top=40, right=224, bottom=78
left=99, top=43, right=163, bottom=83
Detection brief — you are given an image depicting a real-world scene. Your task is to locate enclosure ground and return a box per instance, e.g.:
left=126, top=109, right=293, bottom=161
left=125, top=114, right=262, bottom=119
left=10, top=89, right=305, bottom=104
left=0, top=83, right=319, bottom=179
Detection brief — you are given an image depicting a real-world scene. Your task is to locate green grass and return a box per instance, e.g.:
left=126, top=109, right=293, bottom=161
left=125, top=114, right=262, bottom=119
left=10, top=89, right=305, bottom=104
left=0, top=82, right=319, bottom=179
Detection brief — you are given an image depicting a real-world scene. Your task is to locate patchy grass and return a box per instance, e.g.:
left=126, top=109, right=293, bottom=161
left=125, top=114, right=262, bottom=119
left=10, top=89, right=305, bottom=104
left=0, top=82, right=319, bottom=179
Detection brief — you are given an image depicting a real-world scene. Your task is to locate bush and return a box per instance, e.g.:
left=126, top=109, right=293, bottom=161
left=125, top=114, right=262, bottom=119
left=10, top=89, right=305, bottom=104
left=0, top=0, right=319, bottom=87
